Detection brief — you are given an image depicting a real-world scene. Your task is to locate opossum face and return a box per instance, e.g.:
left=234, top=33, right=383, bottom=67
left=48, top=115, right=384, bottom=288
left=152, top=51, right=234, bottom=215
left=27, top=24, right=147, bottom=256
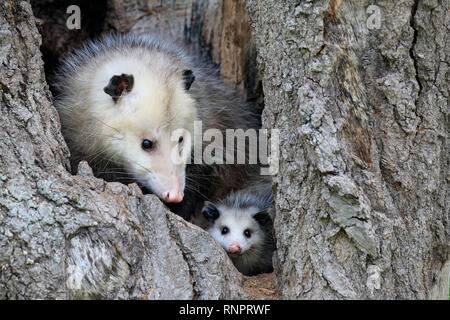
left=92, top=55, right=197, bottom=203
left=202, top=202, right=265, bottom=256
left=114, top=123, right=191, bottom=203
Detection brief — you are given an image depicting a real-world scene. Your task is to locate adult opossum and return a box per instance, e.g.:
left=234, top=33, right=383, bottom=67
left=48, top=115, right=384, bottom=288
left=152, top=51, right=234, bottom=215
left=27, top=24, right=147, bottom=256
left=53, top=34, right=260, bottom=219
left=200, top=180, right=275, bottom=276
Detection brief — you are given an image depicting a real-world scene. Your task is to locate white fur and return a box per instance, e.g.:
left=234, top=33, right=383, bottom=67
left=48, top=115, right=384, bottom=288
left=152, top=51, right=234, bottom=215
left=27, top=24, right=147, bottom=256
left=205, top=185, right=275, bottom=276
left=55, top=40, right=196, bottom=200
left=54, top=34, right=261, bottom=215
left=208, top=205, right=264, bottom=255
left=207, top=204, right=271, bottom=276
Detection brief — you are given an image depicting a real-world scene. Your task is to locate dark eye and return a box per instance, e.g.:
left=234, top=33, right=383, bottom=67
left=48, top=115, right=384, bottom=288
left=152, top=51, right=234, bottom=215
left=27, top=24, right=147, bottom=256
left=141, top=139, right=154, bottom=150
left=244, top=229, right=251, bottom=238
left=221, top=226, right=229, bottom=235
left=178, top=136, right=184, bottom=144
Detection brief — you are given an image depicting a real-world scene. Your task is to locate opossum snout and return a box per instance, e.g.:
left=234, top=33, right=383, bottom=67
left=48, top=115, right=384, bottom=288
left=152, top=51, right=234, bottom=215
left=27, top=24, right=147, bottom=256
left=163, top=190, right=184, bottom=203
left=141, top=166, right=185, bottom=203
left=227, top=244, right=242, bottom=255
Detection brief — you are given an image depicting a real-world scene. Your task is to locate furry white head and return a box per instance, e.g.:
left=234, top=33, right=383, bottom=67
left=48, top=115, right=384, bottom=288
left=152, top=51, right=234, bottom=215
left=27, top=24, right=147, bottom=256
left=202, top=201, right=265, bottom=256
left=56, top=42, right=197, bottom=203
left=199, top=185, right=275, bottom=276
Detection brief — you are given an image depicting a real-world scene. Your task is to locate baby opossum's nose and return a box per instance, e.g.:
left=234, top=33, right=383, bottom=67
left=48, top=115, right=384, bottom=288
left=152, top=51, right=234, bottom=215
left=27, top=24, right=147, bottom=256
left=227, top=244, right=242, bottom=254
left=163, top=190, right=184, bottom=203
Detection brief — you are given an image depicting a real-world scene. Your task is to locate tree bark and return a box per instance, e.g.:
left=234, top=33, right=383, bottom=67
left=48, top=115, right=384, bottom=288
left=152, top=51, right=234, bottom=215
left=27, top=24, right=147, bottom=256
left=246, top=0, right=449, bottom=299
left=0, top=0, right=246, bottom=299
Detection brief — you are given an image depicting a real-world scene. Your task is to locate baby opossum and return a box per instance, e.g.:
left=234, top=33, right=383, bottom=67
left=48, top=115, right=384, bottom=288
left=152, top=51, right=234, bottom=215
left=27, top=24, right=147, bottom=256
left=53, top=33, right=260, bottom=219
left=201, top=183, right=275, bottom=276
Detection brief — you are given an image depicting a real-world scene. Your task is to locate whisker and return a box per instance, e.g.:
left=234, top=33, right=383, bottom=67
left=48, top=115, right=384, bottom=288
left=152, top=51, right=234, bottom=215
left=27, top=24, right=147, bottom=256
left=90, top=116, right=122, bottom=135
left=183, top=185, right=211, bottom=201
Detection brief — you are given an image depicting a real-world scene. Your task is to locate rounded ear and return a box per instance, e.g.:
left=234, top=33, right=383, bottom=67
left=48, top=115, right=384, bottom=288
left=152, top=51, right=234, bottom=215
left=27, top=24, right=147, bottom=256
left=182, top=69, right=195, bottom=90
left=202, top=201, right=220, bottom=222
left=103, top=74, right=134, bottom=102
left=253, top=211, right=271, bottom=226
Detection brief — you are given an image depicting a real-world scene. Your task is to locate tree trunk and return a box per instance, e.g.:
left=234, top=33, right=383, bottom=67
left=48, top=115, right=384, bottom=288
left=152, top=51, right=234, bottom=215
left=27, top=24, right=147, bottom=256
left=0, top=0, right=247, bottom=299
left=246, top=0, right=449, bottom=299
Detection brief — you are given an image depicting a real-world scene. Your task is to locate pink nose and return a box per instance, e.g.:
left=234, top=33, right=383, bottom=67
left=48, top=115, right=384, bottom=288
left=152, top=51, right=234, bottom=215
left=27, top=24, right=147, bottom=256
left=163, top=191, right=184, bottom=203
left=227, top=244, right=241, bottom=254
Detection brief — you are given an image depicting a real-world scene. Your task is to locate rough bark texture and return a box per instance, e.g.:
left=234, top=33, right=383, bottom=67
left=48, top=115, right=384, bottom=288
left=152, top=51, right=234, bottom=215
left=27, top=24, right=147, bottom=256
left=246, top=0, right=449, bottom=299
left=0, top=0, right=247, bottom=300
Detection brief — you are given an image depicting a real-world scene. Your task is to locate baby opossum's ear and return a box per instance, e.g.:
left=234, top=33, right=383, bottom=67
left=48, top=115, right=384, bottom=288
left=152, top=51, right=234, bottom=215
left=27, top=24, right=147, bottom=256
left=103, top=74, right=134, bottom=102
left=182, top=69, right=195, bottom=90
left=202, top=201, right=220, bottom=222
left=253, top=211, right=271, bottom=226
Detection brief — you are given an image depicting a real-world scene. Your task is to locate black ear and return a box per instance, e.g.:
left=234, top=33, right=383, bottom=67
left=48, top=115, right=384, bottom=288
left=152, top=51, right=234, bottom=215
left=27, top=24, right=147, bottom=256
left=182, top=69, right=195, bottom=90
left=202, top=201, right=220, bottom=223
left=253, top=211, right=271, bottom=226
left=103, top=74, right=134, bottom=102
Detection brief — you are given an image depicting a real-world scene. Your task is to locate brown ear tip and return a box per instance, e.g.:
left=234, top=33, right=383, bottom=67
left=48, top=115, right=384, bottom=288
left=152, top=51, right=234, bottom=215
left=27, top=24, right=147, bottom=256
left=104, top=73, right=134, bottom=102
left=121, top=73, right=134, bottom=89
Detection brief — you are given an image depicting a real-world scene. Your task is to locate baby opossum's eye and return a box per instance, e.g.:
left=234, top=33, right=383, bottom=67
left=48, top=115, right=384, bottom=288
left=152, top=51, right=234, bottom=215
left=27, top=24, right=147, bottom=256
left=178, top=136, right=184, bottom=144
left=244, top=229, right=252, bottom=238
left=221, top=226, right=229, bottom=235
left=141, top=139, right=154, bottom=150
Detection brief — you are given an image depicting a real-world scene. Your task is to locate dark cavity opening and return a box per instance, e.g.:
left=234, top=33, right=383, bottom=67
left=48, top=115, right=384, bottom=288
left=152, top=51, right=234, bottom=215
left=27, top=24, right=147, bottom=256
left=31, top=0, right=107, bottom=94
